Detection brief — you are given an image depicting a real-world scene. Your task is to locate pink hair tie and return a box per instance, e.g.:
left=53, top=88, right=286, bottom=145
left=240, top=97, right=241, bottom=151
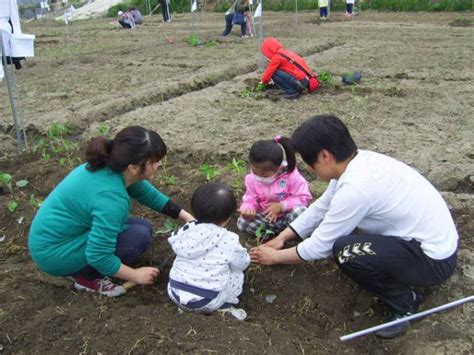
left=274, top=135, right=282, bottom=143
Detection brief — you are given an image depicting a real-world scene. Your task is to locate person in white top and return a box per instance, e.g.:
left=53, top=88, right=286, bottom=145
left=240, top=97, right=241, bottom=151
left=250, top=114, right=458, bottom=339
left=168, top=183, right=250, bottom=321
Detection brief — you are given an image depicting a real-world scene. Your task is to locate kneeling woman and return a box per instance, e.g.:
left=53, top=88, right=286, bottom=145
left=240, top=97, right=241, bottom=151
left=28, top=126, right=194, bottom=297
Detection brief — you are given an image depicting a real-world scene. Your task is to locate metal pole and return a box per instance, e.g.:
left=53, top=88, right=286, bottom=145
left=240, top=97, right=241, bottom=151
left=295, top=0, right=298, bottom=28
left=0, top=32, right=26, bottom=152
left=257, top=0, right=264, bottom=72
left=340, top=295, right=474, bottom=342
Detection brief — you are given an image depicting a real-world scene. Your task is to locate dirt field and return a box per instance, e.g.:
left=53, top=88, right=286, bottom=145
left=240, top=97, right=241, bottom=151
left=1, top=10, right=473, bottom=354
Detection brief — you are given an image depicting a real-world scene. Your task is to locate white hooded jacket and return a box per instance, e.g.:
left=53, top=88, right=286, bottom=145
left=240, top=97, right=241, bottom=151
left=168, top=221, right=250, bottom=293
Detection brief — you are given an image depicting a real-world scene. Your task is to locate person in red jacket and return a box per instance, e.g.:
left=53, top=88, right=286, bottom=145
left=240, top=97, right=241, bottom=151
left=260, top=37, right=316, bottom=100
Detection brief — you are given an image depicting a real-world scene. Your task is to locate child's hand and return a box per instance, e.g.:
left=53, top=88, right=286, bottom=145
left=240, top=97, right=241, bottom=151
left=133, top=267, right=160, bottom=285
left=240, top=208, right=256, bottom=219
left=264, top=202, right=283, bottom=223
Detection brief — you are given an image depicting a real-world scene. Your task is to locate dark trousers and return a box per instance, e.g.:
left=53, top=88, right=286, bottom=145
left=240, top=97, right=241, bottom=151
left=222, top=13, right=246, bottom=36
left=319, top=7, right=328, bottom=17
left=346, top=3, right=354, bottom=13
left=71, top=217, right=153, bottom=280
left=160, top=0, right=171, bottom=21
left=118, top=19, right=133, bottom=29
left=333, top=234, right=457, bottom=313
left=272, top=70, right=308, bottom=95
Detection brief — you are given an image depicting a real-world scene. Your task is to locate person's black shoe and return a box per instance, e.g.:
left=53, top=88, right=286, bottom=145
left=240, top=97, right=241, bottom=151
left=282, top=92, right=301, bottom=100
left=375, top=291, right=421, bottom=339
left=374, top=310, right=411, bottom=339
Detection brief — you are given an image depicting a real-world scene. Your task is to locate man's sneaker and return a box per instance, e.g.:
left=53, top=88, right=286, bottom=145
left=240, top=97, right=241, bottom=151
left=74, top=275, right=126, bottom=297
left=374, top=310, right=411, bottom=339
left=375, top=291, right=421, bottom=339
left=218, top=307, right=247, bottom=321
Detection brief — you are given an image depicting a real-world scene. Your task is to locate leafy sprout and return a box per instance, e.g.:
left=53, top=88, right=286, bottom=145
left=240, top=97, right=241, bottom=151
left=199, top=164, right=220, bottom=181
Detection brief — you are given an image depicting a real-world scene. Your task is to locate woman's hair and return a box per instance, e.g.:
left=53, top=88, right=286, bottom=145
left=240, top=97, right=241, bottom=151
left=248, top=136, right=296, bottom=173
left=191, top=183, right=236, bottom=224
left=291, top=114, right=357, bottom=165
left=85, top=126, right=167, bottom=173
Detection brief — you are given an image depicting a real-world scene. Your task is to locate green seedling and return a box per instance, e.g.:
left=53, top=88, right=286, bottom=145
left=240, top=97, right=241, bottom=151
left=199, top=164, right=220, bottom=181
left=187, top=34, right=201, bottom=47
left=156, top=159, right=177, bottom=186
left=156, top=219, right=180, bottom=235
left=0, top=172, right=13, bottom=192
left=318, top=70, right=332, bottom=82
left=96, top=124, right=110, bottom=137
left=30, top=194, right=44, bottom=209
left=7, top=199, right=18, bottom=213
left=239, top=83, right=267, bottom=98
left=204, top=40, right=219, bottom=48
left=226, top=158, right=246, bottom=179
left=255, top=223, right=275, bottom=246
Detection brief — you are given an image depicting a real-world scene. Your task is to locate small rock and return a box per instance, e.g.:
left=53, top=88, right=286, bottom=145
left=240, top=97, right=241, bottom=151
left=265, top=294, right=277, bottom=304
left=353, top=311, right=361, bottom=317
left=0, top=235, right=5, bottom=242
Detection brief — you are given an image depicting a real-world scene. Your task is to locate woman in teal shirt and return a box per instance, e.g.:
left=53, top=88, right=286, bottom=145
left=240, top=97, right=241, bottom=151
left=28, top=126, right=194, bottom=297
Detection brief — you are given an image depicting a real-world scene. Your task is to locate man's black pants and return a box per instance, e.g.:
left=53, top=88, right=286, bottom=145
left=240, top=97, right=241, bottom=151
left=332, top=234, right=457, bottom=313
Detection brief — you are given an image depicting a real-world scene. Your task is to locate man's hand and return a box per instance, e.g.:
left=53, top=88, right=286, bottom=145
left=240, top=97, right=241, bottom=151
left=250, top=246, right=278, bottom=265
left=240, top=208, right=256, bottom=219
left=263, top=235, right=285, bottom=250
left=264, top=202, right=283, bottom=223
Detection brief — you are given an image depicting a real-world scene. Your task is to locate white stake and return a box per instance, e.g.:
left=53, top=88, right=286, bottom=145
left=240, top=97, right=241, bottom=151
left=340, top=295, right=474, bottom=342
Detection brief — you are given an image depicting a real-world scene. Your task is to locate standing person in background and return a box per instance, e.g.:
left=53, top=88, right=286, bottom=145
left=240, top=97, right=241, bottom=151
left=345, top=0, right=355, bottom=17
left=160, top=0, right=172, bottom=22
left=28, top=126, right=194, bottom=297
left=319, top=0, right=328, bottom=20
left=221, top=0, right=248, bottom=38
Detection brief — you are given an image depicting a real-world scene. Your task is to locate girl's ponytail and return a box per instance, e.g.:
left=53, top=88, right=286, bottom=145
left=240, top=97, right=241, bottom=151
left=274, top=136, right=296, bottom=173
left=85, top=136, right=112, bottom=171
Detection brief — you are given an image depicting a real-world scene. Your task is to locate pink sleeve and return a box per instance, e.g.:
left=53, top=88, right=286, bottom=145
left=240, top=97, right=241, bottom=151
left=239, top=174, right=259, bottom=212
left=281, top=170, right=312, bottom=212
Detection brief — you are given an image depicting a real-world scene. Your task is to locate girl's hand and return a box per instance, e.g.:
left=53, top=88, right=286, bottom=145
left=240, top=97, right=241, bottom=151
left=133, top=267, right=160, bottom=285
left=240, top=209, right=256, bottom=219
left=264, top=202, right=283, bottom=223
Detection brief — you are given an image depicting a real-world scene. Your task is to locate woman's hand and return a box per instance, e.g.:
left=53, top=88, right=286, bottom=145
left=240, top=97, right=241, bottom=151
left=133, top=267, right=160, bottom=285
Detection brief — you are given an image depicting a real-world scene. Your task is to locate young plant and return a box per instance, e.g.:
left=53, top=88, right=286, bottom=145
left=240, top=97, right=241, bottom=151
left=255, top=223, right=275, bottom=246
left=226, top=158, right=246, bottom=180
left=0, top=172, right=13, bottom=192
left=187, top=34, right=201, bottom=47
left=199, top=164, right=220, bottom=181
left=29, top=194, right=44, bottom=209
left=7, top=199, right=18, bottom=213
left=155, top=159, right=177, bottom=186
left=156, top=219, right=180, bottom=235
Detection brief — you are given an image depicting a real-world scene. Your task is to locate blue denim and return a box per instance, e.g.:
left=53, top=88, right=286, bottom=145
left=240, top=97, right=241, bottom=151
left=319, top=7, right=328, bottom=17
left=222, top=13, right=246, bottom=36
left=71, top=217, right=153, bottom=280
left=346, top=3, right=354, bottom=13
left=272, top=70, right=308, bottom=95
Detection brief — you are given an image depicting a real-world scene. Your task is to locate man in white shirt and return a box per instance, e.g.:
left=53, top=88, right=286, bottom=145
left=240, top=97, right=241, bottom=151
left=250, top=114, right=458, bottom=339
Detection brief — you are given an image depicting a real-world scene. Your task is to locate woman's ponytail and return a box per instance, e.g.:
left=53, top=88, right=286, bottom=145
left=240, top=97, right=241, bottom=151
left=85, top=136, right=112, bottom=171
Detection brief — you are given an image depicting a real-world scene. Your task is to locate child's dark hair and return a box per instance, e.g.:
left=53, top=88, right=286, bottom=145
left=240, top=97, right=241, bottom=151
left=249, top=136, right=296, bottom=172
left=291, top=114, right=357, bottom=165
left=86, top=126, right=167, bottom=173
left=191, top=183, right=236, bottom=224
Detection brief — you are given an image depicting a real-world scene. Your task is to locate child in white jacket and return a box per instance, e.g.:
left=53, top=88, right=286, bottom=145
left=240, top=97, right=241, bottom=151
left=168, top=183, right=250, bottom=320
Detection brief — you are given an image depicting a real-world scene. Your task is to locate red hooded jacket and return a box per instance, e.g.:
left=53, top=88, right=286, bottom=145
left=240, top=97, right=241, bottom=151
left=260, top=37, right=315, bottom=84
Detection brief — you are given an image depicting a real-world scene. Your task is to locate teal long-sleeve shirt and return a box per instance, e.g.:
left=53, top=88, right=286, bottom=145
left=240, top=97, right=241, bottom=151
left=28, top=164, right=170, bottom=277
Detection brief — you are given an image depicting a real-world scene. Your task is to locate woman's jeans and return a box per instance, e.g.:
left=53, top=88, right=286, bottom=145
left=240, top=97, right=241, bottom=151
left=71, top=217, right=153, bottom=280
left=222, top=13, right=246, bottom=36
left=272, top=70, right=308, bottom=95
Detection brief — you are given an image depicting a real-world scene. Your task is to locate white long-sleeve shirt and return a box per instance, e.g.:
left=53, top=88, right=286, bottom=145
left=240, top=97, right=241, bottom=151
left=292, top=150, right=458, bottom=261
left=169, top=221, right=250, bottom=303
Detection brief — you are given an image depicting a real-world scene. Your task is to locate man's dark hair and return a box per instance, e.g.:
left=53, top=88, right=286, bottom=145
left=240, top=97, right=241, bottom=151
left=191, top=183, right=236, bottom=224
left=291, top=115, right=357, bottom=165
